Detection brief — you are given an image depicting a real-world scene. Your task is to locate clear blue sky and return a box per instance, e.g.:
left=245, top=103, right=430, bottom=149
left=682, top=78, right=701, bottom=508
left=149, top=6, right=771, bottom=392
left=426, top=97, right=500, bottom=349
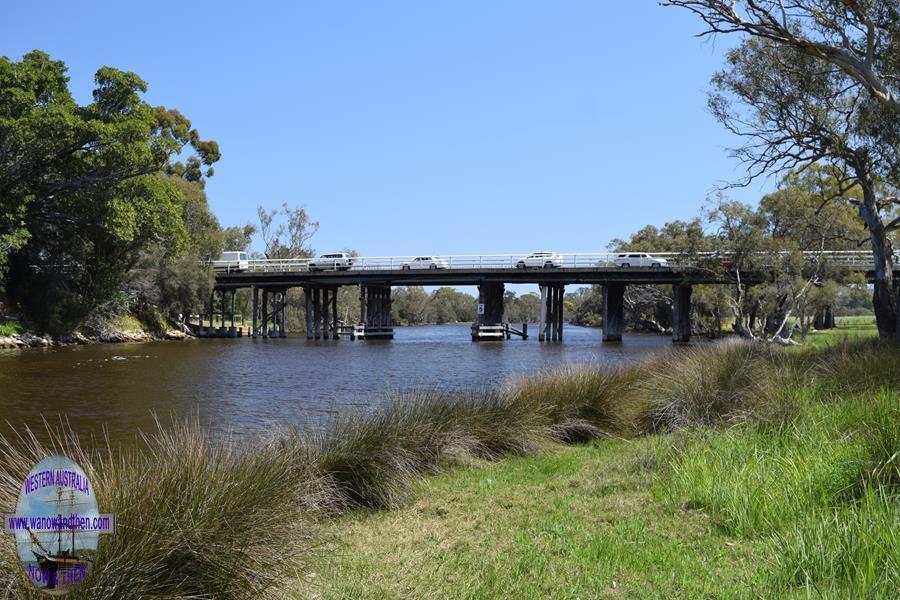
left=2, top=1, right=774, bottom=257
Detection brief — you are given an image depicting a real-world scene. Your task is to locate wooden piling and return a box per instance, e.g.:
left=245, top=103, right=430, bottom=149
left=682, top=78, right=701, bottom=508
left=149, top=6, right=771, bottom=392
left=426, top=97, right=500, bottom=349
left=279, top=289, right=287, bottom=338
left=539, top=286, right=547, bottom=342
left=314, top=287, right=321, bottom=339
left=557, top=285, right=564, bottom=342
left=332, top=287, right=339, bottom=339
left=304, top=287, right=312, bottom=339
left=252, top=286, right=258, bottom=338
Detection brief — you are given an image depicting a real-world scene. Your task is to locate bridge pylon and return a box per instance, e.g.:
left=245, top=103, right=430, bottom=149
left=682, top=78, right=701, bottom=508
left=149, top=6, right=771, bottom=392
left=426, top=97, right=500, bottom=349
left=538, top=284, right=564, bottom=342
left=472, top=283, right=505, bottom=341
left=357, top=284, right=394, bottom=340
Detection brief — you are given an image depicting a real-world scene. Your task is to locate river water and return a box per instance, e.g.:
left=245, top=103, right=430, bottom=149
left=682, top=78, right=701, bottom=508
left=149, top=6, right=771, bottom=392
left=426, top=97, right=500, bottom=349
left=0, top=324, right=679, bottom=448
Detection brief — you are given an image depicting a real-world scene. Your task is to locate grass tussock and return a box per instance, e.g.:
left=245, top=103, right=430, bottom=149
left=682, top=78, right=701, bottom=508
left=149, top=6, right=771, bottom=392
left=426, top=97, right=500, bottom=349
left=642, top=338, right=801, bottom=430
left=507, top=364, right=645, bottom=442
left=0, top=419, right=329, bottom=600
left=0, top=337, right=897, bottom=598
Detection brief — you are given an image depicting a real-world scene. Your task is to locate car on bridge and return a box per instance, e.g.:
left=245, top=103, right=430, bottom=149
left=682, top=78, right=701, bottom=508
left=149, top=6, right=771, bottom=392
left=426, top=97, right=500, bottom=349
left=516, top=251, right=563, bottom=269
left=401, top=256, right=450, bottom=270
left=613, top=253, right=668, bottom=268
left=309, top=252, right=355, bottom=271
left=212, top=251, right=249, bottom=271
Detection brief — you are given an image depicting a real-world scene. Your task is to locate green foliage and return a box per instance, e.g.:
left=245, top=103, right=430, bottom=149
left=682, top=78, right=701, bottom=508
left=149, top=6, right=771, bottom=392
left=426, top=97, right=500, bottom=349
left=0, top=51, right=220, bottom=334
left=222, top=224, right=256, bottom=252
left=0, top=321, right=21, bottom=335
left=658, top=389, right=899, bottom=597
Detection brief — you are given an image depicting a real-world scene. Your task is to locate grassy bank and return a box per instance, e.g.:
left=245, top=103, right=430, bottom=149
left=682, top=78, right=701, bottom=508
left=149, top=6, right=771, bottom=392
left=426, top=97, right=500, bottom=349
left=0, top=339, right=897, bottom=598
left=312, top=341, right=898, bottom=598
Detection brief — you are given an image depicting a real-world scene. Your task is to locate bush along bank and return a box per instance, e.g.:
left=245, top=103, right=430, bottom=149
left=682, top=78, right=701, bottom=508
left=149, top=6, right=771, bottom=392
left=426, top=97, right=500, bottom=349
left=0, top=312, right=192, bottom=349
left=0, top=338, right=897, bottom=598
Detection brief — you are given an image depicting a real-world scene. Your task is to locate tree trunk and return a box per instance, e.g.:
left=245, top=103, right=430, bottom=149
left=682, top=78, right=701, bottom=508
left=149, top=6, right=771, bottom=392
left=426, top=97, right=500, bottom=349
left=853, top=155, right=897, bottom=338
left=747, top=297, right=760, bottom=334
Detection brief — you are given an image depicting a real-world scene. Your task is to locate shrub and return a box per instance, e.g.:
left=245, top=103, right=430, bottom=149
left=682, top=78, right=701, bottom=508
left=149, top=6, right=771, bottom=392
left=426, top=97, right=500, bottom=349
left=642, top=339, right=797, bottom=430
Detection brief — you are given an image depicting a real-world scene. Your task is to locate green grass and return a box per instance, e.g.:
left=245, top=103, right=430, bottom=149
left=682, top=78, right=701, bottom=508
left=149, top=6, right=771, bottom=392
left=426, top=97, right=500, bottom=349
left=309, top=439, right=770, bottom=599
left=800, top=314, right=878, bottom=349
left=0, top=321, right=22, bottom=336
left=308, top=341, right=899, bottom=599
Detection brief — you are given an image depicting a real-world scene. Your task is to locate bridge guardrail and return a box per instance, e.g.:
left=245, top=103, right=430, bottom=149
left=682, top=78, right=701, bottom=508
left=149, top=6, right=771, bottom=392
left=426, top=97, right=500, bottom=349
left=211, top=251, right=878, bottom=274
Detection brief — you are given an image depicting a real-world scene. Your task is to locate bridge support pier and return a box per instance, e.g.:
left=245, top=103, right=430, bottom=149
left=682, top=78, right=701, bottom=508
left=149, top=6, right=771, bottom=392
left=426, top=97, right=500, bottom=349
left=229, top=289, right=237, bottom=337
left=472, top=283, right=505, bottom=341
left=358, top=285, right=394, bottom=340
left=262, top=289, right=270, bottom=337
left=538, top=284, right=564, bottom=342
left=252, top=286, right=259, bottom=338
left=207, top=293, right=217, bottom=337
left=304, top=286, right=340, bottom=340
left=278, top=289, right=287, bottom=338
left=602, top=284, right=625, bottom=342
left=672, top=284, right=692, bottom=343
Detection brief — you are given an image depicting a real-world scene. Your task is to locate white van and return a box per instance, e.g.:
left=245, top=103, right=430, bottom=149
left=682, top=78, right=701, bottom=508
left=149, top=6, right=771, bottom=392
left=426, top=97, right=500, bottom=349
left=212, top=251, right=249, bottom=271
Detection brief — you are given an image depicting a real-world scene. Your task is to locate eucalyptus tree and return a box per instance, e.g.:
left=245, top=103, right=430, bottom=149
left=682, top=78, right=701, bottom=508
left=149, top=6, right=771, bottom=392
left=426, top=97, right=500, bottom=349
left=0, top=51, right=220, bottom=333
left=665, top=0, right=900, bottom=337
left=256, top=204, right=319, bottom=259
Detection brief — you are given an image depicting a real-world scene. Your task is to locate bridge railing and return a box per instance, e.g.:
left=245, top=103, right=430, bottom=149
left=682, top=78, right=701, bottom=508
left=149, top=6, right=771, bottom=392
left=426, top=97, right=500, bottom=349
left=219, top=250, right=877, bottom=273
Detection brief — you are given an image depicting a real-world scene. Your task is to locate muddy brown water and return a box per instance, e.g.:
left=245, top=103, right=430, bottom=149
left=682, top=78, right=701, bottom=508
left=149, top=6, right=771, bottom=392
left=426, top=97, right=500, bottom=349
left=0, top=324, right=685, bottom=448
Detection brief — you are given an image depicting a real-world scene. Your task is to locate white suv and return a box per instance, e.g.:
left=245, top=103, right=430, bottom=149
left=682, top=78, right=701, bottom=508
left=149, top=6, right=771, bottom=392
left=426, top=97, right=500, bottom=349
left=516, top=252, right=563, bottom=269
left=401, top=256, right=450, bottom=270
left=309, top=252, right=354, bottom=271
left=212, top=251, right=249, bottom=271
left=613, top=253, right=668, bottom=268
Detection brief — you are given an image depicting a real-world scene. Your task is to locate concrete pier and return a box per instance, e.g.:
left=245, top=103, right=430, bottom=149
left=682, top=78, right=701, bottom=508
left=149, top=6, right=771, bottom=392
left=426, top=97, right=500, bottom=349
left=472, top=283, right=505, bottom=341
left=672, top=284, right=692, bottom=343
left=602, top=284, right=625, bottom=342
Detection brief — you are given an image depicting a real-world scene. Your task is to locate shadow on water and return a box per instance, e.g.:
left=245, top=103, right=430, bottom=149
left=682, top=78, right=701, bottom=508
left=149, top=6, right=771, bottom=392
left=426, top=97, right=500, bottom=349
left=0, top=324, right=691, bottom=448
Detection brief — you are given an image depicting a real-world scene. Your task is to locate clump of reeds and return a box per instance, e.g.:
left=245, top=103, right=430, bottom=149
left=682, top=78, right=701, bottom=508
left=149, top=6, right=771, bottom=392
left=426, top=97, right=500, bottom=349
left=309, top=389, right=553, bottom=510
left=805, top=338, right=900, bottom=394
left=0, top=418, right=330, bottom=600
left=641, top=339, right=799, bottom=430
left=506, top=364, right=646, bottom=441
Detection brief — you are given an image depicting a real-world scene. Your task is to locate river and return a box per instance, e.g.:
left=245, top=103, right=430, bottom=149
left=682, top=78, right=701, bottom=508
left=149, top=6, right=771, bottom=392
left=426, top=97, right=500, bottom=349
left=0, top=324, right=679, bottom=448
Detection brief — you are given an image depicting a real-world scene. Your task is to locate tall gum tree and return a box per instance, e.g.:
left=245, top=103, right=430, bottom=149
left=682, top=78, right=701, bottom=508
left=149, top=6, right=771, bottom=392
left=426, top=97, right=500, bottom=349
left=665, top=0, right=900, bottom=337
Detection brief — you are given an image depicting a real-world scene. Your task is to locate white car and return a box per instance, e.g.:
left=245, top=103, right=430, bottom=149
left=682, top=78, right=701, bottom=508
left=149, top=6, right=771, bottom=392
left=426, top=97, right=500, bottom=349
left=401, top=256, right=450, bottom=270
left=309, top=252, right=354, bottom=271
left=212, top=251, right=249, bottom=271
left=613, top=252, right=668, bottom=268
left=516, top=251, right=563, bottom=269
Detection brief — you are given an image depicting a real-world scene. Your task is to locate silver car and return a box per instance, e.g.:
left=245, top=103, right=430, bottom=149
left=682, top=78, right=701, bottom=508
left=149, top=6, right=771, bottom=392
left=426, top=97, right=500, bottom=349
left=613, top=253, right=668, bottom=268
left=516, top=251, right=563, bottom=269
left=309, top=252, right=354, bottom=271
left=401, top=256, right=450, bottom=270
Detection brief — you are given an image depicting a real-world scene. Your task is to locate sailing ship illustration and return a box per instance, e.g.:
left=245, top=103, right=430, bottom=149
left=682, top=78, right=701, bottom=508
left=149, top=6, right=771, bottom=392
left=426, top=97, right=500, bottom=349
left=24, top=487, right=92, bottom=590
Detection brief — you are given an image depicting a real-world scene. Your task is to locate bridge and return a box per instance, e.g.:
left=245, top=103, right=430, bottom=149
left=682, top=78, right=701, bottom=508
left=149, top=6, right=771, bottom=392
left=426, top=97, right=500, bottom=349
left=203, top=251, right=889, bottom=343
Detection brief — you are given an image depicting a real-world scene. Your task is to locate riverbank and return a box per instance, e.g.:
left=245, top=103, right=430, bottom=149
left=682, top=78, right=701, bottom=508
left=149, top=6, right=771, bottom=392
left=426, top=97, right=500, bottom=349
left=0, top=314, right=191, bottom=349
left=0, top=335, right=896, bottom=598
